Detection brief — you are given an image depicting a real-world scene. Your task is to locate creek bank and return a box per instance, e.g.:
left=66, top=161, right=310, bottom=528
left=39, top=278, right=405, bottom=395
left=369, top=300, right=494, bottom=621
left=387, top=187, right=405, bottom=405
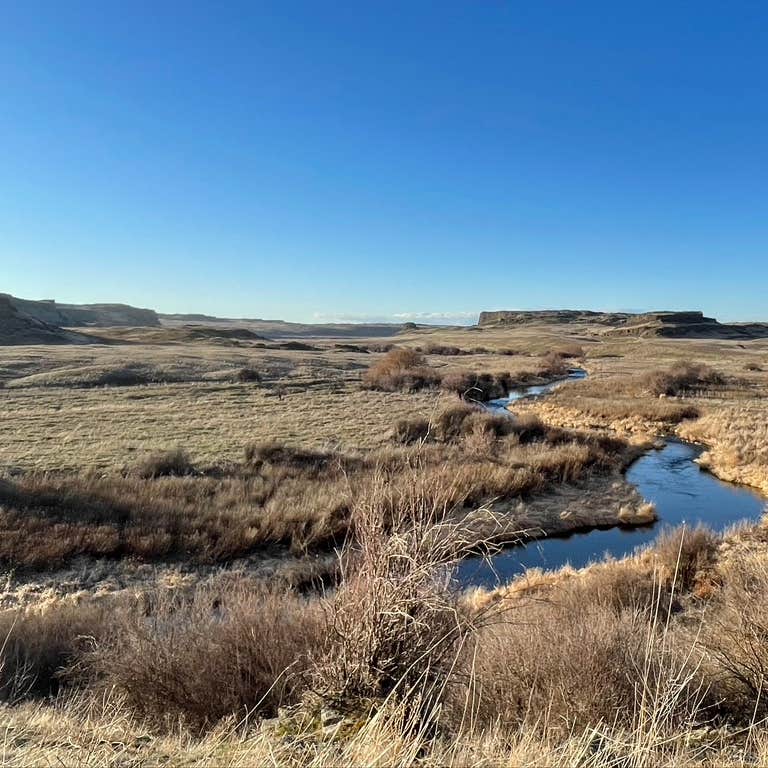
left=458, top=373, right=767, bottom=587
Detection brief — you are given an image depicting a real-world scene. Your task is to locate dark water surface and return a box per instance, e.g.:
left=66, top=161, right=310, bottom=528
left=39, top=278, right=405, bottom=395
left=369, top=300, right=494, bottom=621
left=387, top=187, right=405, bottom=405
left=458, top=381, right=766, bottom=587
left=484, top=368, right=588, bottom=414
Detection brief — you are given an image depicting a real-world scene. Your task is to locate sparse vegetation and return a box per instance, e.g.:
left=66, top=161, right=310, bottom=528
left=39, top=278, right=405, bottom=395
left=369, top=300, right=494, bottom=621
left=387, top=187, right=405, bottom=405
left=361, top=348, right=440, bottom=392
left=0, top=412, right=634, bottom=571
left=85, top=582, right=323, bottom=731
left=5, top=516, right=768, bottom=765
left=362, top=347, right=577, bottom=401
left=134, top=447, right=195, bottom=478
left=233, top=366, right=261, bottom=382
left=0, top=313, right=767, bottom=765
left=642, top=361, right=726, bottom=396
left=392, top=416, right=431, bottom=444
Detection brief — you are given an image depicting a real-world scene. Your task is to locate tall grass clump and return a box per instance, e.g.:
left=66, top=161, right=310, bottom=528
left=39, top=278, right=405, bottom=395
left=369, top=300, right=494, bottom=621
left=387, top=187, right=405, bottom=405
left=0, top=601, right=111, bottom=703
left=454, top=573, right=713, bottom=743
left=651, top=525, right=720, bottom=593
left=84, top=581, right=323, bottom=731
left=310, top=471, right=486, bottom=722
left=642, top=362, right=725, bottom=397
left=392, top=417, right=431, bottom=445
left=362, top=349, right=439, bottom=392
left=696, top=549, right=768, bottom=719
left=134, top=447, right=195, bottom=479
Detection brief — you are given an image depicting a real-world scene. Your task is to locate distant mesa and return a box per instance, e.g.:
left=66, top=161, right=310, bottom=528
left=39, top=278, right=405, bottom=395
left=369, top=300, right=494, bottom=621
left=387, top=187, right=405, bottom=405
left=1, top=293, right=160, bottom=328
left=0, top=293, right=407, bottom=346
left=478, top=310, right=630, bottom=326
left=478, top=309, right=768, bottom=339
left=0, top=294, right=98, bottom=345
left=3, top=292, right=767, bottom=347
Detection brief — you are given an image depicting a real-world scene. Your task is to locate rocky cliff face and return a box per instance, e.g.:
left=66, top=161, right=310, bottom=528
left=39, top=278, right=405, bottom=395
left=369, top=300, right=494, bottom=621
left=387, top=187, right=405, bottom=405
left=478, top=309, right=631, bottom=326
left=605, top=312, right=768, bottom=339
left=0, top=296, right=96, bottom=345
left=478, top=309, right=768, bottom=339
left=2, top=295, right=161, bottom=327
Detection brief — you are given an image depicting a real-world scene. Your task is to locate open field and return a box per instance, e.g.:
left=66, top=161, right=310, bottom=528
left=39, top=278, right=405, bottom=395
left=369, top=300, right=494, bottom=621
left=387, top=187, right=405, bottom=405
left=0, top=316, right=767, bottom=765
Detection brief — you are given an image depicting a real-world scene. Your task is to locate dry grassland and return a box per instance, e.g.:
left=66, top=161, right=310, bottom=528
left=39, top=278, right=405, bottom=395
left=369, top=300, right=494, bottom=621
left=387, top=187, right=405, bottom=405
left=0, top=319, right=766, bottom=766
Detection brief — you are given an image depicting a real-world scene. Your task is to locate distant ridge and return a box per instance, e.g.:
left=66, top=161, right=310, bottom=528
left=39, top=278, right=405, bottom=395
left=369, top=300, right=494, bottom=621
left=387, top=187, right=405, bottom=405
left=0, top=293, right=414, bottom=345
left=478, top=309, right=768, bottom=339
left=0, top=295, right=98, bottom=345
left=478, top=310, right=632, bottom=326
left=1, top=294, right=160, bottom=328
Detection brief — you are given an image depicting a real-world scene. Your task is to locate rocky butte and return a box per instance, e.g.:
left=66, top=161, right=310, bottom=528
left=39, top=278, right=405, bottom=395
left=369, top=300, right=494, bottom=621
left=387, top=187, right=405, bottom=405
left=477, top=309, right=768, bottom=339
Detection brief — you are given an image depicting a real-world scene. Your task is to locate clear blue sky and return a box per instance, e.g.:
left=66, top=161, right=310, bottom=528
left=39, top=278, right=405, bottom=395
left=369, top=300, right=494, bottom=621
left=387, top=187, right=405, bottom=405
left=2, top=1, right=767, bottom=322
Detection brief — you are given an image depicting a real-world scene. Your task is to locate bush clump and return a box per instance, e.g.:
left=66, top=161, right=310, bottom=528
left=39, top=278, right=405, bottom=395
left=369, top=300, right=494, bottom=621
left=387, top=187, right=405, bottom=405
left=362, top=349, right=440, bottom=392
left=392, top=417, right=431, bottom=445
left=651, top=525, right=720, bottom=593
left=310, top=475, right=474, bottom=719
left=244, top=441, right=352, bottom=477
left=85, top=582, right=323, bottom=731
left=134, top=448, right=195, bottom=479
left=508, top=414, right=549, bottom=443
left=440, top=371, right=514, bottom=402
left=234, top=367, right=261, bottom=383
left=422, top=344, right=467, bottom=356
left=0, top=601, right=111, bottom=702
left=436, top=403, right=477, bottom=441
left=643, top=362, right=725, bottom=397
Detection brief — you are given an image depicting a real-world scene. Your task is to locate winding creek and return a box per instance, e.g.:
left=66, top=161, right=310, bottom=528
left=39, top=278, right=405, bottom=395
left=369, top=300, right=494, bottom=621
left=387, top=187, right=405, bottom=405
left=457, top=370, right=767, bottom=587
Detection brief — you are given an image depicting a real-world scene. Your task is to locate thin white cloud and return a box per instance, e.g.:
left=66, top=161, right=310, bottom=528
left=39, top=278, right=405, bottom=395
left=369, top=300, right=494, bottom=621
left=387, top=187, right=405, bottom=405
left=312, top=311, right=479, bottom=326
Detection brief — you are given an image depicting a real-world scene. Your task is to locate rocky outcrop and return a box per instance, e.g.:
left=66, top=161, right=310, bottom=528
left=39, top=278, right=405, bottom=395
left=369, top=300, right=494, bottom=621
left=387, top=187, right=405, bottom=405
left=605, top=311, right=768, bottom=339
left=1, top=294, right=160, bottom=327
left=478, top=309, right=631, bottom=326
left=0, top=295, right=97, bottom=345
left=478, top=309, right=768, bottom=339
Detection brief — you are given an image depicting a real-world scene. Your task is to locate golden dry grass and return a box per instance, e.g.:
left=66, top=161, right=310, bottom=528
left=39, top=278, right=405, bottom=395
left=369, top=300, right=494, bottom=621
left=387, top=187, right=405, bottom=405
left=679, top=402, right=768, bottom=493
left=0, top=383, right=442, bottom=470
left=0, top=319, right=766, bottom=765
left=4, top=517, right=768, bottom=766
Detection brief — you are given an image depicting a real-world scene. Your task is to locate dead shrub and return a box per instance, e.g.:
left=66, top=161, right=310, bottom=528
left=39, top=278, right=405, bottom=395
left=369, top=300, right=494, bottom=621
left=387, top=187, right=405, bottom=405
left=363, top=349, right=439, bottom=392
left=423, top=344, right=466, bottom=356
left=571, top=562, right=665, bottom=614
left=643, top=362, right=725, bottom=397
left=0, top=601, right=111, bottom=702
left=440, top=372, right=512, bottom=402
left=311, top=473, right=477, bottom=719
left=652, top=525, right=720, bottom=593
left=234, top=367, right=261, bottom=383
left=461, top=412, right=513, bottom=439
left=244, top=441, right=351, bottom=476
left=508, top=414, right=548, bottom=444
left=94, top=366, right=156, bottom=387
left=554, top=344, right=585, bottom=359
left=85, top=581, right=323, bottom=731
left=436, top=403, right=477, bottom=441
left=538, top=351, right=570, bottom=377
left=455, top=594, right=708, bottom=736
left=392, top=417, right=431, bottom=445
left=694, top=551, right=768, bottom=720
left=134, top=448, right=194, bottom=479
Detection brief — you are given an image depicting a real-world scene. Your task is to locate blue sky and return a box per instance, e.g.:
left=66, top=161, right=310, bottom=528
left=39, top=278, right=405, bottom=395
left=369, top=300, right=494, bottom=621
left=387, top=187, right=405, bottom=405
left=1, top=1, right=766, bottom=323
